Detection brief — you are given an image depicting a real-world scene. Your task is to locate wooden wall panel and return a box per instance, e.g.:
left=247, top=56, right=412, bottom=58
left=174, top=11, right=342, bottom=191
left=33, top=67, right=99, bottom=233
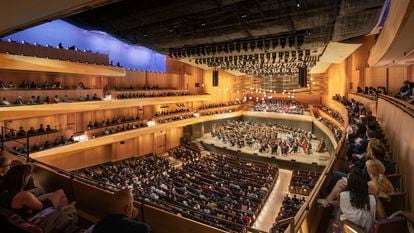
left=105, top=70, right=146, bottom=88
left=202, top=70, right=244, bottom=104
left=388, top=67, right=408, bottom=95
left=0, top=70, right=103, bottom=89
left=166, top=127, right=183, bottom=150
left=364, top=67, right=387, bottom=88
left=111, top=137, right=139, bottom=162
left=138, top=134, right=154, bottom=155
left=39, top=145, right=112, bottom=171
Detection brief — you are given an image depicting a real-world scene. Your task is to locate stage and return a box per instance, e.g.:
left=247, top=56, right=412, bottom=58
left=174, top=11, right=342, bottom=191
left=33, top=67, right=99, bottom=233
left=197, top=133, right=331, bottom=166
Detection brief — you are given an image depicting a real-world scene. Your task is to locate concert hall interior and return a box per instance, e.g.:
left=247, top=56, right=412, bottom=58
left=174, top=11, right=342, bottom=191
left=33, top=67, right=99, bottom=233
left=1, top=0, right=414, bottom=233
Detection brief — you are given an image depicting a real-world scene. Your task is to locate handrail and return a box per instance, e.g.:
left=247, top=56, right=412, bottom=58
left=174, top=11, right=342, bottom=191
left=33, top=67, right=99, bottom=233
left=273, top=100, right=349, bottom=233
left=378, top=94, right=414, bottom=118
left=354, top=93, right=377, bottom=101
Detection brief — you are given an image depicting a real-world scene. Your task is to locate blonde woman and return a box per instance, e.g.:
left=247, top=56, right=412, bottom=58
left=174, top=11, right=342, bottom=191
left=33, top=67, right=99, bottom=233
left=366, top=159, right=395, bottom=199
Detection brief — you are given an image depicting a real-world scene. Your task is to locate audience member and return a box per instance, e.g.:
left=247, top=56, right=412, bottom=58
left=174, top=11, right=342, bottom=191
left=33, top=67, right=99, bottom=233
left=90, top=189, right=150, bottom=233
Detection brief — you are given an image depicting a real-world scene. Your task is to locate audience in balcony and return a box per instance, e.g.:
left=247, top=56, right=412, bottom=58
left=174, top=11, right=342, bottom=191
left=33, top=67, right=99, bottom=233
left=115, top=84, right=161, bottom=90
left=316, top=116, right=343, bottom=141
left=9, top=134, right=76, bottom=155
left=357, top=86, right=387, bottom=98
left=154, top=108, right=190, bottom=117
left=199, top=108, right=236, bottom=116
left=338, top=167, right=378, bottom=233
left=314, top=95, right=400, bottom=232
left=252, top=100, right=304, bottom=115
left=2, top=124, right=57, bottom=140
left=116, top=91, right=190, bottom=99
left=0, top=164, right=69, bottom=215
left=198, top=101, right=241, bottom=110
left=395, top=80, right=414, bottom=104
left=0, top=80, right=89, bottom=90
left=316, top=105, right=344, bottom=124
left=0, top=93, right=101, bottom=107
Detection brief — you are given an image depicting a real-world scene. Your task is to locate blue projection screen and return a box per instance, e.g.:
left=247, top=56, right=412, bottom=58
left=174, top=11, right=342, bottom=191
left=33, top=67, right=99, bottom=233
left=3, top=20, right=166, bottom=72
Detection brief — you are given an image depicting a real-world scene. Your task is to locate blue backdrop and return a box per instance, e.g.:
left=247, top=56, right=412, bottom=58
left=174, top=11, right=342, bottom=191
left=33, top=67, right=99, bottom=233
left=3, top=20, right=166, bottom=72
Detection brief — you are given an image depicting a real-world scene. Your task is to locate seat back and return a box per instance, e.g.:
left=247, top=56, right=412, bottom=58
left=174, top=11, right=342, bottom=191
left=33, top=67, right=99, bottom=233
left=381, top=192, right=406, bottom=216
left=371, top=216, right=407, bottom=233
left=387, top=174, right=401, bottom=191
left=342, top=220, right=365, bottom=233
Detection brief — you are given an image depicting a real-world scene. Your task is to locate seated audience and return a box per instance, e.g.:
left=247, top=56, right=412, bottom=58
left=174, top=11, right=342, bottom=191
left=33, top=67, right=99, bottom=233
left=338, top=168, right=378, bottom=232
left=0, top=165, right=68, bottom=215
left=252, top=100, right=304, bottom=115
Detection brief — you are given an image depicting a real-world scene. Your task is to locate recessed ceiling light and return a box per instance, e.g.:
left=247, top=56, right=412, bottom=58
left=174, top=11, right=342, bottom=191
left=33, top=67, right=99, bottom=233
left=241, top=14, right=247, bottom=18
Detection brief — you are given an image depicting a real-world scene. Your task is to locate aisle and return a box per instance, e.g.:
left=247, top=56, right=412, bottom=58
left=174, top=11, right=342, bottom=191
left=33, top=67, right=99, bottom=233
left=252, top=169, right=292, bottom=231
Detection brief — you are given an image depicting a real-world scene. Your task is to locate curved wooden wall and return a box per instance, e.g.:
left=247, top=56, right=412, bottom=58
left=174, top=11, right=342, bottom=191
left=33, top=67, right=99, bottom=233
left=377, top=96, right=414, bottom=213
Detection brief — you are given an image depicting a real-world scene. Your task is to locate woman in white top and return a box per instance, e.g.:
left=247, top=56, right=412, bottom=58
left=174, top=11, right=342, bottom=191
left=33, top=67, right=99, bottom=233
left=339, top=167, right=376, bottom=232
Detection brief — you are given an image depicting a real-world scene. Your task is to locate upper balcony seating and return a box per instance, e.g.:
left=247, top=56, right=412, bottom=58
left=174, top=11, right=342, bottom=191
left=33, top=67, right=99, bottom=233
left=0, top=39, right=109, bottom=65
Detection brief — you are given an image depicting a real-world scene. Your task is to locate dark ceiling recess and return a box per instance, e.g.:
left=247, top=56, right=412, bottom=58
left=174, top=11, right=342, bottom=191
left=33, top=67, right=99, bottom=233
left=66, top=0, right=385, bottom=75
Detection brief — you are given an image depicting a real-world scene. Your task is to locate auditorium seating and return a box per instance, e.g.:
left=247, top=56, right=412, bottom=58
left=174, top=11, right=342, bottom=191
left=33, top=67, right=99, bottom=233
left=316, top=116, right=343, bottom=142
left=272, top=194, right=306, bottom=233
left=289, top=170, right=321, bottom=196
left=252, top=100, right=305, bottom=115
left=197, top=101, right=242, bottom=110
left=75, top=147, right=279, bottom=232
left=113, top=90, right=191, bottom=100
left=315, top=105, right=345, bottom=125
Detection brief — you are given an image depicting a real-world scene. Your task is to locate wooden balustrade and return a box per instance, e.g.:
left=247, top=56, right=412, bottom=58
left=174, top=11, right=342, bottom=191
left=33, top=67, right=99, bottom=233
left=0, top=88, right=103, bottom=104
left=0, top=40, right=109, bottom=65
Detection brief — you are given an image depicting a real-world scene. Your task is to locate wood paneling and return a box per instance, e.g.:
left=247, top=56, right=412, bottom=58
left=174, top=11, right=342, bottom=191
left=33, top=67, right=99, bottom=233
left=364, top=67, right=387, bottom=88
left=138, top=134, right=154, bottom=156
left=0, top=95, right=212, bottom=121
left=388, top=67, right=408, bottom=95
left=38, top=145, right=112, bottom=171
left=30, top=111, right=244, bottom=164
left=0, top=70, right=104, bottom=89
left=0, top=53, right=125, bottom=76
left=111, top=137, right=139, bottom=162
